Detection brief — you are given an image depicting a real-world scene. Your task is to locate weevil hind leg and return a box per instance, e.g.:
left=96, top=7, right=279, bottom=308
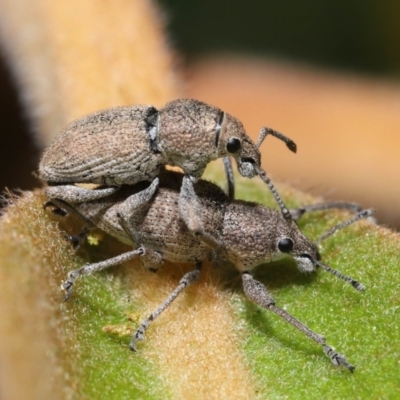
left=43, top=200, right=68, bottom=216
left=45, top=184, right=119, bottom=204
left=130, top=262, right=202, bottom=351
left=62, top=247, right=146, bottom=300
left=241, top=273, right=355, bottom=372
left=115, top=177, right=160, bottom=233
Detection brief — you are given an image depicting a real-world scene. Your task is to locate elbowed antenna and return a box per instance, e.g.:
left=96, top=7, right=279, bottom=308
left=254, top=127, right=296, bottom=222
left=316, top=260, right=366, bottom=291
left=316, top=209, right=375, bottom=245
left=314, top=208, right=375, bottom=291
left=255, top=165, right=293, bottom=222
left=256, top=127, right=297, bottom=153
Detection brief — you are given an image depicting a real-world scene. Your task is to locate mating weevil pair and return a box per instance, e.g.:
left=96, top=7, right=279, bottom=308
left=41, top=98, right=373, bottom=372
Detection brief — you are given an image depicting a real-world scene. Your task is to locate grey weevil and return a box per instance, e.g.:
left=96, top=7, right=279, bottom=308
left=44, top=170, right=374, bottom=372
left=39, top=98, right=296, bottom=219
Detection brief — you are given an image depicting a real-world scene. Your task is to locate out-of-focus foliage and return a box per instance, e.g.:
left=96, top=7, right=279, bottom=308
left=160, top=0, right=400, bottom=76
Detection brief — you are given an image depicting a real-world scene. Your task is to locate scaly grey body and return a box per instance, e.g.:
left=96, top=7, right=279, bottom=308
left=45, top=170, right=373, bottom=372
left=39, top=98, right=297, bottom=218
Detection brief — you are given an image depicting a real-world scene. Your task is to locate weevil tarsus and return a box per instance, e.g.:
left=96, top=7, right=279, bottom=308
left=65, top=226, right=90, bottom=250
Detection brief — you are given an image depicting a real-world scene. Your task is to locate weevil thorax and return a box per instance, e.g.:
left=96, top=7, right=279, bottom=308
left=218, top=112, right=261, bottom=178
left=156, top=99, right=224, bottom=177
left=223, top=203, right=319, bottom=273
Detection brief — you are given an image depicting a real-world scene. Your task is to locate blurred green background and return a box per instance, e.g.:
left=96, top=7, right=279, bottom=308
left=158, top=0, right=400, bottom=75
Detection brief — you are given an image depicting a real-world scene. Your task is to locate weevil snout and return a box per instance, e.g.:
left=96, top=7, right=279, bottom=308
left=275, top=234, right=320, bottom=273
left=237, top=157, right=258, bottom=178
left=293, top=254, right=317, bottom=273
left=219, top=112, right=261, bottom=177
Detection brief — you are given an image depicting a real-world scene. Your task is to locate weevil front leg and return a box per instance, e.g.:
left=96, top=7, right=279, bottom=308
left=63, top=247, right=146, bottom=300
left=65, top=226, right=90, bottom=250
left=223, top=157, right=235, bottom=200
left=178, top=175, right=225, bottom=251
left=43, top=201, right=92, bottom=249
left=103, top=177, right=163, bottom=273
left=130, top=262, right=202, bottom=351
left=241, top=273, right=355, bottom=372
left=45, top=184, right=119, bottom=204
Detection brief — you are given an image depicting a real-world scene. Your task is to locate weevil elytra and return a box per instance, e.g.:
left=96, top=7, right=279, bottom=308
left=45, top=170, right=374, bottom=372
left=39, top=98, right=296, bottom=218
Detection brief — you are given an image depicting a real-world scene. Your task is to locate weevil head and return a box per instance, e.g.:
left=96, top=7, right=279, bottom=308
left=218, top=113, right=261, bottom=178
left=224, top=205, right=320, bottom=273
left=272, top=219, right=320, bottom=273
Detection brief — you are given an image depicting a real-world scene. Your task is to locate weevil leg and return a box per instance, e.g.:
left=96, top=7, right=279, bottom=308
left=112, top=178, right=162, bottom=272
left=241, top=273, right=355, bottom=372
left=115, top=177, right=159, bottom=225
left=130, top=262, right=202, bottom=351
left=65, top=226, right=90, bottom=250
left=45, top=184, right=119, bottom=204
left=44, top=197, right=99, bottom=230
left=223, top=156, right=235, bottom=200
left=117, top=210, right=164, bottom=273
left=113, top=177, right=159, bottom=246
left=179, top=175, right=225, bottom=251
left=43, top=200, right=68, bottom=216
left=289, top=201, right=365, bottom=221
left=62, top=247, right=146, bottom=300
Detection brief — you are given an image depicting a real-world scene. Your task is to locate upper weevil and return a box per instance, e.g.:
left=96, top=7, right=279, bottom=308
left=39, top=98, right=296, bottom=218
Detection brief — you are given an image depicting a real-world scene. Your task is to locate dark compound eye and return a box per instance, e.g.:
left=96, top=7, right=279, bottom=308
left=227, top=137, right=241, bottom=153
left=278, top=238, right=294, bottom=253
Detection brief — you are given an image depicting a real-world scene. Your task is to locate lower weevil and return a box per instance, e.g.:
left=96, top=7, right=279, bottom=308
left=45, top=170, right=374, bottom=372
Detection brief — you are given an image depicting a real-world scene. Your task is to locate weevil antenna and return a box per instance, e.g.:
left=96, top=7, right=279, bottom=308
left=316, top=209, right=375, bottom=245
left=315, top=260, right=366, bottom=291
left=255, top=166, right=293, bottom=222
left=256, top=127, right=297, bottom=153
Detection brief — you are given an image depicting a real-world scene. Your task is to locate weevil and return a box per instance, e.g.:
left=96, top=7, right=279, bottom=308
left=39, top=98, right=296, bottom=219
left=44, top=170, right=374, bottom=372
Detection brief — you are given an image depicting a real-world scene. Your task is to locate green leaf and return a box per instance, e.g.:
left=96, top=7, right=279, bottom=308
left=0, top=168, right=399, bottom=399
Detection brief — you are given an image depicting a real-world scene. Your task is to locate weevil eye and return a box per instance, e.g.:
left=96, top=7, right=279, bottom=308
left=278, top=238, right=294, bottom=253
left=227, top=137, right=241, bottom=153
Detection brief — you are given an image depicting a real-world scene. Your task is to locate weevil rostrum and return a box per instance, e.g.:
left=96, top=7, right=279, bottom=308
left=44, top=170, right=374, bottom=372
left=39, top=98, right=297, bottom=219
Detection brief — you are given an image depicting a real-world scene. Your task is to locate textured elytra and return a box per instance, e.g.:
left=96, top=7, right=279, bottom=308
left=39, top=105, right=164, bottom=186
